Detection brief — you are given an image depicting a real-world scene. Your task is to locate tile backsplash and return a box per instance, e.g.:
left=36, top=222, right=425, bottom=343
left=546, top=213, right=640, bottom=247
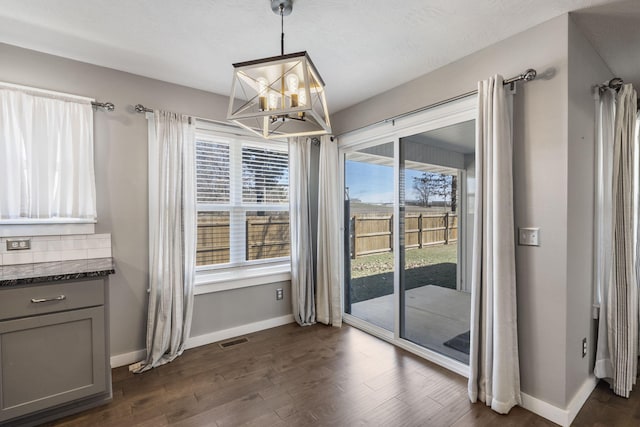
left=0, top=233, right=111, bottom=266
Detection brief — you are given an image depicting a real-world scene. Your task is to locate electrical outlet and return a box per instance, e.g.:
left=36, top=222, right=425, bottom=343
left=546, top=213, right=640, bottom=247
left=582, top=338, right=587, bottom=358
left=518, top=227, right=540, bottom=246
left=6, top=238, right=31, bottom=251
left=276, top=288, right=284, bottom=300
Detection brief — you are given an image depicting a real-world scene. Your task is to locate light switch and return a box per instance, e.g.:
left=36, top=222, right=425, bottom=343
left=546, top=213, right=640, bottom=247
left=518, top=227, right=540, bottom=246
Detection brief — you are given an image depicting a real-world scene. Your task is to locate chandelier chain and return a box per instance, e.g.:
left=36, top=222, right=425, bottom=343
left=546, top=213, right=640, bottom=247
left=280, top=4, right=285, bottom=55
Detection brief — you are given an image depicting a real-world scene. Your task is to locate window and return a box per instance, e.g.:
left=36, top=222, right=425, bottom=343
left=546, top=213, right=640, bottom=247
left=0, top=82, right=96, bottom=230
left=195, top=129, right=290, bottom=270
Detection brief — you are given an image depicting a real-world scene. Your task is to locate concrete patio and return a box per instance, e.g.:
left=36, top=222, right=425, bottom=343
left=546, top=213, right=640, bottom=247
left=351, top=285, right=471, bottom=364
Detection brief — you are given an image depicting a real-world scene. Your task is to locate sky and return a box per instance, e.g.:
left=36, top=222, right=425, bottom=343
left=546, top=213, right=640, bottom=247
left=345, top=160, right=433, bottom=204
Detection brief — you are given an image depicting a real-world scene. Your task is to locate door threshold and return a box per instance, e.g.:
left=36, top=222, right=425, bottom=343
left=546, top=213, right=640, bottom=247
left=343, top=313, right=470, bottom=378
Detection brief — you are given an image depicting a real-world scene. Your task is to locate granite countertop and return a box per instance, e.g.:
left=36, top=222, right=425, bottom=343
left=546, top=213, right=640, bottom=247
left=0, top=258, right=115, bottom=287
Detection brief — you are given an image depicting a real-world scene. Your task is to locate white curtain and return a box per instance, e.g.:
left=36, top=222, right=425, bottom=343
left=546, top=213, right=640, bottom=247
left=136, top=110, right=196, bottom=372
left=468, top=75, right=521, bottom=414
left=593, top=88, right=616, bottom=319
left=594, top=88, right=616, bottom=378
left=289, top=137, right=316, bottom=326
left=316, top=135, right=342, bottom=326
left=0, top=83, right=96, bottom=220
left=594, top=83, right=639, bottom=397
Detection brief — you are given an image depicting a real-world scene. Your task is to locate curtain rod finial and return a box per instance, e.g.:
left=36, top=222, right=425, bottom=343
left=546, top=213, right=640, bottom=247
left=523, top=69, right=536, bottom=82
left=92, top=101, right=115, bottom=112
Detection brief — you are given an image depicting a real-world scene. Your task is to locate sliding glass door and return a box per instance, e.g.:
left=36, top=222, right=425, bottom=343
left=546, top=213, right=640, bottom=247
left=344, top=140, right=395, bottom=332
left=399, top=123, right=474, bottom=364
left=340, top=97, right=476, bottom=371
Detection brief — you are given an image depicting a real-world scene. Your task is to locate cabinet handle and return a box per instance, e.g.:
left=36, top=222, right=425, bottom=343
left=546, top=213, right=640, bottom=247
left=30, top=295, right=67, bottom=303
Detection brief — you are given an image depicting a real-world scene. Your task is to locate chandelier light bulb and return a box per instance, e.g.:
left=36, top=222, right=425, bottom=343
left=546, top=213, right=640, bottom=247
left=257, top=77, right=268, bottom=95
left=286, top=74, right=299, bottom=93
left=269, top=91, right=279, bottom=110
left=287, top=74, right=300, bottom=108
left=257, top=77, right=268, bottom=111
left=297, top=88, right=306, bottom=106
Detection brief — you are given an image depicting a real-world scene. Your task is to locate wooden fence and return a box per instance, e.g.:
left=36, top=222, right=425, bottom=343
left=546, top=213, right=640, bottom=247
left=350, top=213, right=457, bottom=259
left=196, top=214, right=230, bottom=266
left=196, top=211, right=455, bottom=264
left=196, top=213, right=290, bottom=266
left=245, top=216, right=290, bottom=261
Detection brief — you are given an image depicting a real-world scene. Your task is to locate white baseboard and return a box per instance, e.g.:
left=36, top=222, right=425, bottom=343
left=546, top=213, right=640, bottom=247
left=521, top=376, right=597, bottom=427
left=185, top=314, right=294, bottom=350
left=110, top=314, right=295, bottom=368
left=110, top=349, right=146, bottom=368
left=566, top=376, right=598, bottom=425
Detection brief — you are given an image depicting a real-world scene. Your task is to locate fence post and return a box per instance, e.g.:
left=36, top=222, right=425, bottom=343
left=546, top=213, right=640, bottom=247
left=389, top=214, right=394, bottom=252
left=351, top=215, right=357, bottom=259
left=418, top=214, right=423, bottom=249
left=444, top=212, right=449, bottom=245
left=245, top=218, right=250, bottom=260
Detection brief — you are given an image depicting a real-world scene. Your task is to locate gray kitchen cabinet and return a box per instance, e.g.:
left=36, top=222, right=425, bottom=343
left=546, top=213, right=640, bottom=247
left=0, top=278, right=112, bottom=426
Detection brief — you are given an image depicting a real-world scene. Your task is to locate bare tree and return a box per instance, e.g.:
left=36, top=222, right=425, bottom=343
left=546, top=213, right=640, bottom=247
left=412, top=172, right=454, bottom=208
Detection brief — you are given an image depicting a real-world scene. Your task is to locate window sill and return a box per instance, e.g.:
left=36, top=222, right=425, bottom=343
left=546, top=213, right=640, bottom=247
left=0, top=220, right=96, bottom=237
left=0, top=218, right=96, bottom=225
left=194, top=262, right=291, bottom=295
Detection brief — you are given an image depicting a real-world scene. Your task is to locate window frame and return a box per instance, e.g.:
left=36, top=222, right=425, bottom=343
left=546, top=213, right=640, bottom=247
left=194, top=121, right=291, bottom=291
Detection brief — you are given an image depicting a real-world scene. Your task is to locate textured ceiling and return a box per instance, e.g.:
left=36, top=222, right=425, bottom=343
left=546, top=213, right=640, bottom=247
left=0, top=0, right=626, bottom=112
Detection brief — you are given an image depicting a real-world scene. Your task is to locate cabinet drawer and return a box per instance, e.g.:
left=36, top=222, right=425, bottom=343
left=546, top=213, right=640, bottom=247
left=0, top=279, right=104, bottom=321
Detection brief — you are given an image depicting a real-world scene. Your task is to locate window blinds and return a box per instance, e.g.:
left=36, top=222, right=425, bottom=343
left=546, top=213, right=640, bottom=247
left=196, top=141, right=230, bottom=204
left=195, top=135, right=289, bottom=268
left=241, top=146, right=289, bottom=205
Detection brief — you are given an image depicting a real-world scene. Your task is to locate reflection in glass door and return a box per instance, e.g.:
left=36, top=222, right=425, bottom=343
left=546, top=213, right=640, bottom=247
left=399, top=122, right=474, bottom=364
left=344, top=141, right=395, bottom=332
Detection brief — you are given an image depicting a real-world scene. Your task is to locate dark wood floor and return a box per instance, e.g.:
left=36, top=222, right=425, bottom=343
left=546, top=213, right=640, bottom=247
left=40, top=323, right=631, bottom=426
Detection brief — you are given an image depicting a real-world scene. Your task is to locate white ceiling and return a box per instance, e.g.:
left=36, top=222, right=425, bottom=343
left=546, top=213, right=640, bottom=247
left=573, top=0, right=640, bottom=90
left=0, top=0, right=629, bottom=113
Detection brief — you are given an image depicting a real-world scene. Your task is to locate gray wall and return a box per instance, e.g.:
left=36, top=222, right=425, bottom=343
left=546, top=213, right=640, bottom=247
left=0, top=42, right=292, bottom=357
left=191, top=281, right=291, bottom=336
left=565, top=15, right=613, bottom=403
left=333, top=14, right=595, bottom=409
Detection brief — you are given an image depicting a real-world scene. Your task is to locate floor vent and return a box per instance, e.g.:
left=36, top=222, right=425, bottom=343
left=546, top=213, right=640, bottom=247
left=219, top=337, right=249, bottom=349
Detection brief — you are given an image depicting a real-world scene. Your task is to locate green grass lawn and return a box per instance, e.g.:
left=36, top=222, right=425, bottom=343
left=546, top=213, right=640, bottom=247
left=348, top=244, right=457, bottom=304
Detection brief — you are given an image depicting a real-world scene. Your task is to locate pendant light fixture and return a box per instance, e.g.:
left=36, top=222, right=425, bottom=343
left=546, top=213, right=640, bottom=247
left=227, top=0, right=331, bottom=139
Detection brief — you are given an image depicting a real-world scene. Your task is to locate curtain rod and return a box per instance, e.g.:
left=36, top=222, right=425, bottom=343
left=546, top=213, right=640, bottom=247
left=135, top=104, right=232, bottom=128
left=334, top=68, right=537, bottom=139
left=0, top=80, right=115, bottom=112
left=134, top=103, right=262, bottom=135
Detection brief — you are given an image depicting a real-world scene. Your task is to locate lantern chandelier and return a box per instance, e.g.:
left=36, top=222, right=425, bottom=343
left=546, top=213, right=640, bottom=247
left=227, top=0, right=331, bottom=139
